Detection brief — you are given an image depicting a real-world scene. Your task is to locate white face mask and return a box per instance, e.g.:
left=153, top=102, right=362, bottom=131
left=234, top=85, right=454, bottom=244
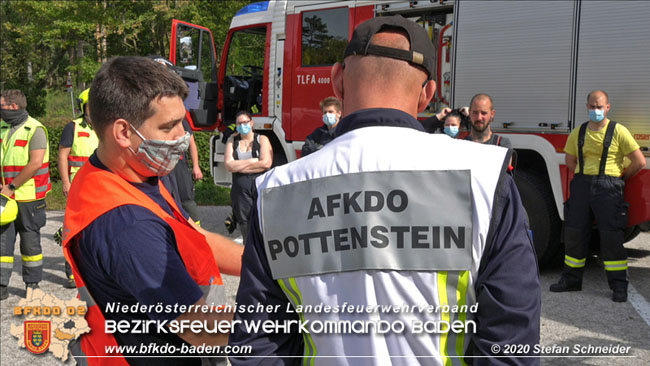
left=129, top=124, right=190, bottom=176
left=323, top=113, right=338, bottom=127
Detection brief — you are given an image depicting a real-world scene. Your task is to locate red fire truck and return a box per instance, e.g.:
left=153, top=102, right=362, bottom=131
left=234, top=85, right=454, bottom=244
left=168, top=0, right=650, bottom=266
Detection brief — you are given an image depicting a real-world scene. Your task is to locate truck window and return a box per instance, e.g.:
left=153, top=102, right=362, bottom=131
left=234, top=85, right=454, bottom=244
left=301, top=7, right=349, bottom=67
left=200, top=30, right=216, bottom=82
left=223, top=27, right=266, bottom=120
left=175, top=24, right=214, bottom=83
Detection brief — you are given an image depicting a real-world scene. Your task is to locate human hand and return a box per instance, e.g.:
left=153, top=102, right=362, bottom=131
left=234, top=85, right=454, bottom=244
left=1, top=184, right=14, bottom=197
left=459, top=106, right=469, bottom=117
left=193, top=166, right=203, bottom=180
left=62, top=181, right=71, bottom=197
left=436, top=107, right=452, bottom=120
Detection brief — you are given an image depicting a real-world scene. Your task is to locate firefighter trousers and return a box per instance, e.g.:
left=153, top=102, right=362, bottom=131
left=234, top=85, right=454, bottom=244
left=1, top=199, right=46, bottom=286
left=562, top=175, right=628, bottom=290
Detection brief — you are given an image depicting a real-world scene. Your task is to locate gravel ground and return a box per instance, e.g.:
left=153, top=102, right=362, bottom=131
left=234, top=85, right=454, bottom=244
left=2, top=207, right=649, bottom=365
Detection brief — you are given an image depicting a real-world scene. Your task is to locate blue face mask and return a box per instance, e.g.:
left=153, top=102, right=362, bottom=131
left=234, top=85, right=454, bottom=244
left=588, top=109, right=605, bottom=123
left=236, top=123, right=251, bottom=135
left=444, top=125, right=459, bottom=137
left=322, top=113, right=338, bottom=127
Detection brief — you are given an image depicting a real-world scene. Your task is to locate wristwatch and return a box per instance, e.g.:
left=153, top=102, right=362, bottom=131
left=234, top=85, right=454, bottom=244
left=8, top=183, right=16, bottom=190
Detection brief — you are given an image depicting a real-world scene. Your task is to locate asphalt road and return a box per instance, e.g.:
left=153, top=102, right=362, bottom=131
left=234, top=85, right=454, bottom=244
left=1, top=207, right=649, bottom=365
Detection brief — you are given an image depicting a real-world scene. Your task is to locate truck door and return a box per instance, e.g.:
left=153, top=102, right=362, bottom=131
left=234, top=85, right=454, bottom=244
left=170, top=19, right=219, bottom=131
left=219, top=25, right=268, bottom=124
left=288, top=4, right=352, bottom=143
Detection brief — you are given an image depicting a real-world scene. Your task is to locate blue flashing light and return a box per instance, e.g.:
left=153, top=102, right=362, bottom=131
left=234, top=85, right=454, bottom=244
left=236, top=1, right=269, bottom=16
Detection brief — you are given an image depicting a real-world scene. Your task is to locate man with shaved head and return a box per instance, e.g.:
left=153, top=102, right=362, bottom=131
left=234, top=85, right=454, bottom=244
left=551, top=90, right=645, bottom=302
left=230, top=16, right=540, bottom=365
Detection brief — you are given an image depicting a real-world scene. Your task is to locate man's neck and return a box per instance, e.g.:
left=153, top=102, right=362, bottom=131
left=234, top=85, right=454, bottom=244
left=471, top=128, right=492, bottom=143
left=588, top=118, right=609, bottom=131
left=96, top=146, right=148, bottom=183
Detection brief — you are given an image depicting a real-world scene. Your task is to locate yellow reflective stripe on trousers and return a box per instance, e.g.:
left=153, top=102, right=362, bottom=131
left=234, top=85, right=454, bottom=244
left=22, top=254, right=43, bottom=267
left=564, top=255, right=586, bottom=268
left=604, top=260, right=628, bottom=271
left=278, top=278, right=316, bottom=366
left=0, top=256, right=14, bottom=269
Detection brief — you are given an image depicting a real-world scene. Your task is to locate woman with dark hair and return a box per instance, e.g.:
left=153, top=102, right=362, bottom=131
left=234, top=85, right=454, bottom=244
left=224, top=111, right=273, bottom=243
left=420, top=106, right=469, bottom=135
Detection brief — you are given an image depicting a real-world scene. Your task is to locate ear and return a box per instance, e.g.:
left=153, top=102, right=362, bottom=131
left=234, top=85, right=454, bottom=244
left=113, top=119, right=133, bottom=148
left=417, top=80, right=437, bottom=113
left=331, top=62, right=344, bottom=100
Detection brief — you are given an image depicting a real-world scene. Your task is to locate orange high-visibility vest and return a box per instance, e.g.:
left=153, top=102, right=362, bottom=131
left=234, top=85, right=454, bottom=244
left=62, top=162, right=224, bottom=365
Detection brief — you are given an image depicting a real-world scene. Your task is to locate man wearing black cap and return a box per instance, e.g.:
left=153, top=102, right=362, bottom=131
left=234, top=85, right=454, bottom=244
left=230, top=15, right=540, bottom=365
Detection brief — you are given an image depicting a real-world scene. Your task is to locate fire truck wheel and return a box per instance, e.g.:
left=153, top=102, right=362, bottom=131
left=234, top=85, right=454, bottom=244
left=514, top=170, right=562, bottom=267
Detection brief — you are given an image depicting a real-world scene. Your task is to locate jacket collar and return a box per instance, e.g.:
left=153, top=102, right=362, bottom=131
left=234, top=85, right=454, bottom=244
left=335, top=108, right=424, bottom=136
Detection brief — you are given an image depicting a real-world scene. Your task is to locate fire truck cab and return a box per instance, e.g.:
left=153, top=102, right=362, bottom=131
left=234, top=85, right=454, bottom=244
left=169, top=0, right=650, bottom=266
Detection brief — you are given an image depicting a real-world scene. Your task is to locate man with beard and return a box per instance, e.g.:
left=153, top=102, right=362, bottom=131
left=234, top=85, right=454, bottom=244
left=464, top=93, right=512, bottom=148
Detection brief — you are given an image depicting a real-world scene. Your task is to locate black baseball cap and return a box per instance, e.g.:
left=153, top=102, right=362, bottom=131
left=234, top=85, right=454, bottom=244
left=343, top=15, right=435, bottom=80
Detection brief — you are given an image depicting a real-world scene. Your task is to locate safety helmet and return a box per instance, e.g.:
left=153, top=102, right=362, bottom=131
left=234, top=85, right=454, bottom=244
left=1, top=193, right=18, bottom=226
left=76, top=88, right=90, bottom=115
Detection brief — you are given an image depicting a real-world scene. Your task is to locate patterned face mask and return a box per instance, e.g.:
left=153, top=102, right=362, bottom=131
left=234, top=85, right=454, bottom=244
left=129, top=124, right=190, bottom=176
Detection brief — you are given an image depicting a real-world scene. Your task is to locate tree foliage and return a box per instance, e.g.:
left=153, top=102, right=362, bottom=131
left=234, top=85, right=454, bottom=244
left=0, top=0, right=253, bottom=116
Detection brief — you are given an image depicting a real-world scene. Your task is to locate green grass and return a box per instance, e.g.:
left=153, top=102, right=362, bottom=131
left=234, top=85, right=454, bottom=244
left=46, top=181, right=67, bottom=210
left=42, top=89, right=78, bottom=128
left=195, top=180, right=231, bottom=206
left=40, top=88, right=230, bottom=210
left=45, top=180, right=230, bottom=211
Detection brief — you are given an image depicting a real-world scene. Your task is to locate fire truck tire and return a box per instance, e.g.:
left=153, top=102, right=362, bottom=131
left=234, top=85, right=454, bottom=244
left=272, top=152, right=287, bottom=168
left=514, top=170, right=562, bottom=267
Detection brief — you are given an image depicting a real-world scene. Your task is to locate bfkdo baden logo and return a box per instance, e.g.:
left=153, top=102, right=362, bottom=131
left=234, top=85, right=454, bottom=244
left=24, top=320, right=51, bottom=354
left=11, top=288, right=90, bottom=361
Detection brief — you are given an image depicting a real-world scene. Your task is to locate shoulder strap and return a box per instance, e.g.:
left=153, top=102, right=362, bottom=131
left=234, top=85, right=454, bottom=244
left=496, top=135, right=502, bottom=146
left=599, top=121, right=617, bottom=176
left=577, top=122, right=588, bottom=175
left=252, top=133, right=261, bottom=158
left=232, top=134, right=241, bottom=160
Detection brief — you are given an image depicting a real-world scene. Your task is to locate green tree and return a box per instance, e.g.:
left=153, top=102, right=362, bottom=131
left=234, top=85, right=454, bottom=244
left=1, top=0, right=253, bottom=116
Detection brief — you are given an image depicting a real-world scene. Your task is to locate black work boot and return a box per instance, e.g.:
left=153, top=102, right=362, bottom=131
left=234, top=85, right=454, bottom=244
left=549, top=277, right=582, bottom=292
left=612, top=282, right=628, bottom=303
left=0, top=285, right=8, bottom=301
left=224, top=211, right=237, bottom=234
left=612, top=288, right=627, bottom=302
left=25, top=282, right=39, bottom=297
left=64, top=276, right=76, bottom=289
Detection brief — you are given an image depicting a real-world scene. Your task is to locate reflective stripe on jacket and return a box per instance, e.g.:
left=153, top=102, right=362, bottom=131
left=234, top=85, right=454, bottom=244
left=68, top=118, right=99, bottom=181
left=61, top=162, right=225, bottom=365
left=0, top=116, right=50, bottom=201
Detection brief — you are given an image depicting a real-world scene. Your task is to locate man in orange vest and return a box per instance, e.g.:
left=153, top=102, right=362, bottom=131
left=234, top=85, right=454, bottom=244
left=57, top=88, right=98, bottom=288
left=1, top=89, right=51, bottom=301
left=62, top=56, right=243, bottom=365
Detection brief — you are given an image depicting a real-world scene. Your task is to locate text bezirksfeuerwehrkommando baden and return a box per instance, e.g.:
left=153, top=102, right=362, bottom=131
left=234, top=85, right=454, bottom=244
left=103, top=302, right=479, bottom=335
